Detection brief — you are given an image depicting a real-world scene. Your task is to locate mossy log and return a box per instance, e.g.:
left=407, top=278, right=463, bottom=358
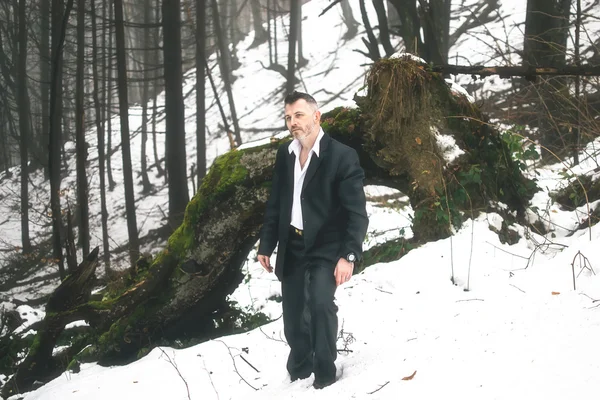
left=2, top=248, right=100, bottom=399
left=2, top=57, right=537, bottom=398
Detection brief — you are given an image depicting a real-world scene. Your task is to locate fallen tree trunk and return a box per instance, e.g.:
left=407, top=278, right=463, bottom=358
left=2, top=247, right=99, bottom=399
left=1, top=56, right=538, bottom=398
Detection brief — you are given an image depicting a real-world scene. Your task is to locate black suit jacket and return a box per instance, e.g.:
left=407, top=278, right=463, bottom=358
left=258, top=132, right=369, bottom=280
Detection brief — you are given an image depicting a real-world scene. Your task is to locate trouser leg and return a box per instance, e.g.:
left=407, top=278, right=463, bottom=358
left=308, top=263, right=338, bottom=384
left=281, top=242, right=312, bottom=379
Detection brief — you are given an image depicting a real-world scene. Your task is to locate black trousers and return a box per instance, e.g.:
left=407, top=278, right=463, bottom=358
left=282, top=227, right=338, bottom=384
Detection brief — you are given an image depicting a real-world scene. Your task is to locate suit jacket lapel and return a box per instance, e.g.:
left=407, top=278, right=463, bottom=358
left=302, top=133, right=330, bottom=194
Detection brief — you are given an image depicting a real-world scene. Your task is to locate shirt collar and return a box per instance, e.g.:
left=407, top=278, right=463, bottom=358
left=288, top=128, right=325, bottom=157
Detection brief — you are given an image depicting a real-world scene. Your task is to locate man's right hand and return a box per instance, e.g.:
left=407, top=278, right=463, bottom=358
left=257, top=254, right=273, bottom=273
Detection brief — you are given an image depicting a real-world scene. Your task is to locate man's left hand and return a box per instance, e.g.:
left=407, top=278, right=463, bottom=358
left=334, top=258, right=354, bottom=286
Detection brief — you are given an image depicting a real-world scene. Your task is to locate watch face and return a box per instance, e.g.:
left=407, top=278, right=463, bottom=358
left=347, top=253, right=356, bottom=262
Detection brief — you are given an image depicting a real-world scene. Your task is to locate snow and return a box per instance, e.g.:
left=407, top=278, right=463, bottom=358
left=1, top=0, right=600, bottom=399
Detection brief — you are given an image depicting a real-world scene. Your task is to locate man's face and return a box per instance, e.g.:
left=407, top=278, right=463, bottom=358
left=284, top=99, right=320, bottom=142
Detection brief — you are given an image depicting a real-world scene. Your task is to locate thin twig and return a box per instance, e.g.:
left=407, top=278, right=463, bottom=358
left=318, top=0, right=343, bottom=17
left=509, top=284, right=526, bottom=294
left=200, top=357, right=220, bottom=400
left=214, top=340, right=259, bottom=391
left=375, top=287, right=393, bottom=294
left=240, top=355, right=260, bottom=373
left=368, top=381, right=390, bottom=394
left=159, top=348, right=191, bottom=400
left=579, top=293, right=600, bottom=303
left=259, top=326, right=288, bottom=344
left=456, top=298, right=485, bottom=302
left=485, top=241, right=530, bottom=260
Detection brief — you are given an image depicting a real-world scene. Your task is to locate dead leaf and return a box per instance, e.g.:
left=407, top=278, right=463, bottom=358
left=551, top=209, right=558, bottom=213
left=402, top=370, right=417, bottom=380
left=415, top=137, right=422, bottom=145
left=552, top=291, right=560, bottom=295
left=133, top=381, right=138, bottom=384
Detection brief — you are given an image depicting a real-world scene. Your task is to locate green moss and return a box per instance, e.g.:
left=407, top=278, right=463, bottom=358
left=0, top=333, right=35, bottom=375
left=92, top=299, right=113, bottom=309
left=137, top=347, right=150, bottom=359
left=552, top=175, right=600, bottom=209
left=66, top=358, right=80, bottom=372
left=359, top=238, right=418, bottom=273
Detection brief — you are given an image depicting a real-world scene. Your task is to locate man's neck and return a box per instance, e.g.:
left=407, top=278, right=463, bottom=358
left=300, top=128, right=320, bottom=152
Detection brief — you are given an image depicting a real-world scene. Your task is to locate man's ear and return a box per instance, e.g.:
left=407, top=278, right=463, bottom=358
left=315, top=110, right=321, bottom=123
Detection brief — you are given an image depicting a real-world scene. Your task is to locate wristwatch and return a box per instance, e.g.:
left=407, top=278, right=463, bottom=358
left=345, top=252, right=356, bottom=263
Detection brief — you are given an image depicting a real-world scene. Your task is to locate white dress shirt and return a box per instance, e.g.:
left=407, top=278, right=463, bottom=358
left=288, top=128, right=325, bottom=230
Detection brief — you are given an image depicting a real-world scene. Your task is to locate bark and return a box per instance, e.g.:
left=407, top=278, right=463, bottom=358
left=163, top=0, right=190, bottom=229
left=340, top=0, right=359, bottom=39
left=430, top=64, right=600, bottom=77
left=49, top=0, right=72, bottom=280
left=372, top=0, right=395, bottom=57
left=18, top=0, right=31, bottom=253
left=212, top=0, right=242, bottom=146
left=152, top=3, right=165, bottom=180
left=359, top=0, right=381, bottom=61
left=196, top=0, right=207, bottom=187
left=0, top=108, right=8, bottom=175
left=296, top=2, right=308, bottom=68
left=388, top=0, right=422, bottom=56
left=91, top=0, right=112, bottom=273
left=140, top=0, right=153, bottom=194
left=286, top=0, right=300, bottom=94
left=249, top=0, right=268, bottom=49
left=40, top=0, right=50, bottom=179
left=523, top=0, right=572, bottom=160
left=114, top=0, right=140, bottom=267
left=418, top=0, right=449, bottom=65
left=7, top=58, right=536, bottom=392
left=75, top=0, right=90, bottom=258
left=106, top=0, right=116, bottom=190
left=228, top=0, right=241, bottom=71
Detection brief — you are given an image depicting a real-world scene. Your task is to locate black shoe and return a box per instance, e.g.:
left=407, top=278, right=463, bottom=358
left=313, top=377, right=336, bottom=389
left=290, top=371, right=312, bottom=382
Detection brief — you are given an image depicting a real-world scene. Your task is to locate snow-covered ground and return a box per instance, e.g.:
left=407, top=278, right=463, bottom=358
left=2, top=0, right=600, bottom=398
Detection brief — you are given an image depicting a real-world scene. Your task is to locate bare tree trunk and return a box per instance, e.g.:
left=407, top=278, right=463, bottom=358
left=228, top=0, right=241, bottom=70
left=359, top=0, right=381, bottom=61
left=249, top=0, right=268, bottom=49
left=286, top=0, right=300, bottom=94
left=50, top=0, right=72, bottom=280
left=114, top=0, right=140, bottom=266
left=152, top=4, right=165, bottom=182
left=340, top=0, right=359, bottom=39
left=573, top=0, right=581, bottom=165
left=523, top=0, right=572, bottom=159
left=197, top=0, right=207, bottom=188
left=372, top=0, right=395, bottom=57
left=163, top=0, right=190, bottom=229
left=388, top=0, right=422, bottom=56
left=211, top=0, right=242, bottom=145
left=106, top=0, right=116, bottom=190
left=40, top=0, right=51, bottom=179
left=0, top=109, right=8, bottom=175
left=297, top=1, right=308, bottom=67
left=140, top=0, right=153, bottom=194
left=419, top=0, right=447, bottom=65
left=267, top=0, right=272, bottom=62
left=18, top=0, right=31, bottom=253
left=91, top=0, right=112, bottom=274
left=75, top=0, right=90, bottom=257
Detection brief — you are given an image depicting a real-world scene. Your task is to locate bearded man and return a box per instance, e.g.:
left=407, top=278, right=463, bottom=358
left=258, top=91, right=369, bottom=389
